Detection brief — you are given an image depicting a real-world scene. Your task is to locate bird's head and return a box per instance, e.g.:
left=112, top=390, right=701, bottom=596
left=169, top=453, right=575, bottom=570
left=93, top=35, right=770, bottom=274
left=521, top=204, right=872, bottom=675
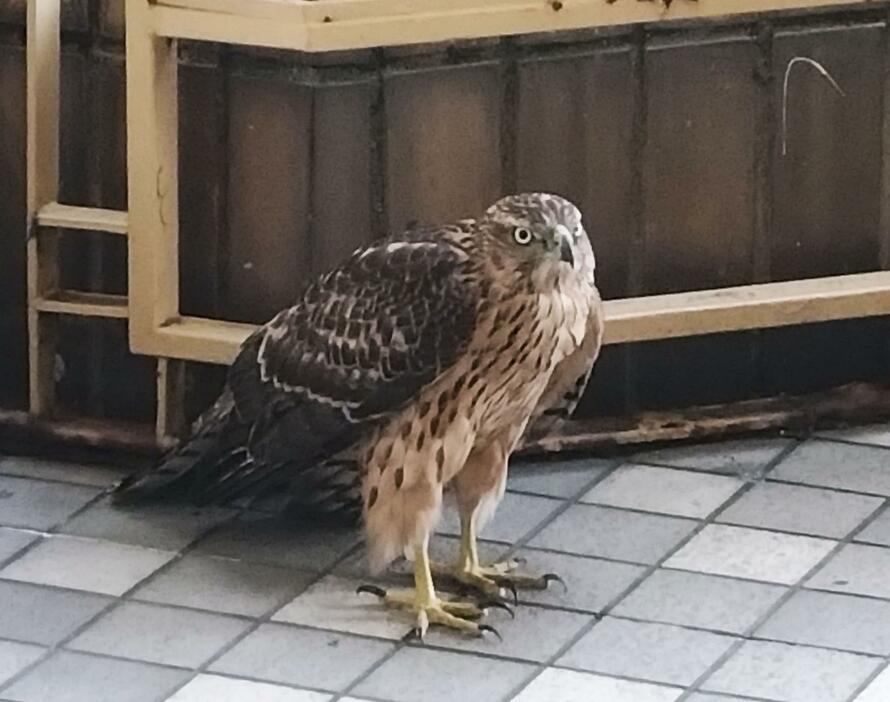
left=480, top=193, right=595, bottom=286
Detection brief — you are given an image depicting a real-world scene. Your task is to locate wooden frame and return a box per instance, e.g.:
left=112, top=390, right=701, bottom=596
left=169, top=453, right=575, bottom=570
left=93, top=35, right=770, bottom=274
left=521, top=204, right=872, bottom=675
left=27, top=0, right=890, bottom=443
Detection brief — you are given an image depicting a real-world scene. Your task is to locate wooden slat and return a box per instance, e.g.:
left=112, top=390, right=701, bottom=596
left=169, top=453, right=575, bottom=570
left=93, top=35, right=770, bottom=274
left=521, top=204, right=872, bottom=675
left=604, top=271, right=890, bottom=344
left=126, top=0, right=181, bottom=355
left=36, top=202, right=128, bottom=235
left=34, top=290, right=129, bottom=318
left=129, top=272, right=890, bottom=365
left=150, top=0, right=872, bottom=52
left=26, top=0, right=61, bottom=417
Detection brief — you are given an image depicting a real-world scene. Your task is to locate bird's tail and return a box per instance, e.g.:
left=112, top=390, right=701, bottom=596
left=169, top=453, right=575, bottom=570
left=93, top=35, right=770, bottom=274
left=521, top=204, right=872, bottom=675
left=112, top=387, right=242, bottom=504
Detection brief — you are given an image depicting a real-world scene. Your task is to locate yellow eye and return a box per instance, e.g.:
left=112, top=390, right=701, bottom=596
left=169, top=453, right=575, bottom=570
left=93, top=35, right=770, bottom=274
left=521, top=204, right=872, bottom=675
left=513, top=227, right=533, bottom=245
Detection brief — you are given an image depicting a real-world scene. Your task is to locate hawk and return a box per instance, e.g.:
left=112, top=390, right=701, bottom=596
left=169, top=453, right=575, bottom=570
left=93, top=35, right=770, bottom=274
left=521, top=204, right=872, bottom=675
left=115, top=193, right=603, bottom=638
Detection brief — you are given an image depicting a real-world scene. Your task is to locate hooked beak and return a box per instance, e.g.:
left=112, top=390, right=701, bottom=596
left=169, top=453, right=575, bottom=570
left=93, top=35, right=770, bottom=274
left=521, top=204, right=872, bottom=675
left=554, top=225, right=575, bottom=268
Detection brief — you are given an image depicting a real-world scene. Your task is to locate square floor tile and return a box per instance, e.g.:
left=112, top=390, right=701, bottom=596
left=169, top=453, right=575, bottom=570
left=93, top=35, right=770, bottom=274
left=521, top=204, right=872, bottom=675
left=558, top=617, right=737, bottom=686
left=855, top=665, right=890, bottom=702
left=512, top=549, right=646, bottom=612
left=507, top=458, right=611, bottom=498
left=0, top=640, right=45, bottom=685
left=2, top=651, right=189, bottom=702
left=530, top=505, right=697, bottom=564
left=635, top=438, right=791, bottom=478
left=210, top=623, right=393, bottom=692
left=0, top=527, right=39, bottom=565
left=134, top=553, right=312, bottom=617
left=684, top=695, right=753, bottom=702
left=512, top=668, right=681, bottom=702
left=581, top=464, right=740, bottom=518
left=717, top=482, right=882, bottom=538
left=0, top=476, right=101, bottom=530
left=353, top=647, right=534, bottom=702
left=423, top=604, right=593, bottom=662
left=439, top=492, right=562, bottom=543
left=665, top=525, right=835, bottom=584
left=62, top=497, right=235, bottom=551
left=757, top=590, right=890, bottom=655
left=702, top=640, right=879, bottom=702
left=0, top=580, right=111, bottom=645
left=0, top=456, right=126, bottom=487
left=856, top=506, right=890, bottom=547
left=273, top=574, right=413, bottom=640
left=613, top=569, right=787, bottom=634
left=166, top=674, right=332, bottom=702
left=817, top=423, right=890, bottom=448
left=194, top=513, right=360, bottom=573
left=806, top=543, right=890, bottom=599
left=0, top=535, right=175, bottom=596
left=69, top=601, right=252, bottom=668
left=771, top=441, right=890, bottom=496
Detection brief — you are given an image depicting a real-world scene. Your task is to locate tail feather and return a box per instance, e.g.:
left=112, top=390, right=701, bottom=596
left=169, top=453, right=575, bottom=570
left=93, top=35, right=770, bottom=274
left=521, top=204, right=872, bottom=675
left=112, top=388, right=241, bottom=504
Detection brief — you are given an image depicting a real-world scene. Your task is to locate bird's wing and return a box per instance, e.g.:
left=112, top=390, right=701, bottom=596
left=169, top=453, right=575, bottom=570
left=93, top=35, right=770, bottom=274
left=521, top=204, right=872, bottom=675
left=196, top=234, right=479, bottom=503
left=531, top=288, right=604, bottom=424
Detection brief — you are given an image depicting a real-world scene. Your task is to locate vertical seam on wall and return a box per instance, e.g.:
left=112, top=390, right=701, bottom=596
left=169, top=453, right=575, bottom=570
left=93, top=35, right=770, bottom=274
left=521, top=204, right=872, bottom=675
left=305, top=72, right=318, bottom=276
left=878, top=11, right=890, bottom=271
left=500, top=36, right=518, bottom=197
left=752, top=20, right=775, bottom=398
left=753, top=20, right=774, bottom=285
left=217, top=46, right=232, bottom=316
left=623, top=26, right=647, bottom=415
left=369, top=48, right=388, bottom=238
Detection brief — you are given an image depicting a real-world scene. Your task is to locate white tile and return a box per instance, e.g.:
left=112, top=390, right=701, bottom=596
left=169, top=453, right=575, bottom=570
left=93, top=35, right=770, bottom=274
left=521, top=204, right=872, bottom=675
left=855, top=666, right=890, bottom=702
left=582, top=465, right=740, bottom=518
left=0, top=640, right=44, bottom=685
left=166, top=674, right=331, bottom=702
left=0, top=535, right=175, bottom=596
left=272, top=574, right=411, bottom=640
left=665, top=525, right=835, bottom=584
left=703, top=640, right=879, bottom=702
left=806, top=543, right=890, bottom=599
left=818, top=424, right=890, bottom=448
left=512, top=668, right=681, bottom=702
left=558, top=617, right=737, bottom=687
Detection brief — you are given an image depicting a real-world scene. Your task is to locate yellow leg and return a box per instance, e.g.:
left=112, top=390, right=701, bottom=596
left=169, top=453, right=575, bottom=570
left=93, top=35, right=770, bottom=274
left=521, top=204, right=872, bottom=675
left=357, top=534, right=503, bottom=639
left=433, top=511, right=565, bottom=601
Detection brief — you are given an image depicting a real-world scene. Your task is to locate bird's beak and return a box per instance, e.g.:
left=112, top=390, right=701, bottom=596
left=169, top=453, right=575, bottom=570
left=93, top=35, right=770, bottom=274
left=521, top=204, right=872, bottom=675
left=554, top=225, right=575, bottom=268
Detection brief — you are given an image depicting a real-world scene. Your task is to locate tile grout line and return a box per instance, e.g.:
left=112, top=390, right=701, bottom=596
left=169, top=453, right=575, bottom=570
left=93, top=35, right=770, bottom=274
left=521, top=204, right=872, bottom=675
left=330, top=458, right=627, bottom=702
left=0, top=492, right=254, bottom=698
left=677, top=444, right=890, bottom=702
left=148, top=532, right=368, bottom=702
left=501, top=439, right=804, bottom=702
left=845, top=658, right=890, bottom=702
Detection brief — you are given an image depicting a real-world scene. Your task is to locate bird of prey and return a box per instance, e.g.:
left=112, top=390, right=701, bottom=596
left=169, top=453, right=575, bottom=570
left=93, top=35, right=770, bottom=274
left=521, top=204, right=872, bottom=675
left=114, top=192, right=603, bottom=638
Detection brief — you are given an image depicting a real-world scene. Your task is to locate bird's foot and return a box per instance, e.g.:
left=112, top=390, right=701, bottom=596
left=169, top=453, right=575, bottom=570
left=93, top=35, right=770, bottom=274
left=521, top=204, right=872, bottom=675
left=356, top=585, right=507, bottom=640
left=432, top=558, right=566, bottom=603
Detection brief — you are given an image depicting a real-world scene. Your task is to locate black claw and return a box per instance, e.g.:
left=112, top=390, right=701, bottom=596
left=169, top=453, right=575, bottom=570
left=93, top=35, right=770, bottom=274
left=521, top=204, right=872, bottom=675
left=513, top=556, right=528, bottom=565
left=480, top=600, right=515, bottom=619
left=478, top=624, right=502, bottom=641
left=543, top=573, right=568, bottom=593
left=502, top=580, right=519, bottom=606
left=356, top=584, right=387, bottom=599
left=404, top=627, right=424, bottom=643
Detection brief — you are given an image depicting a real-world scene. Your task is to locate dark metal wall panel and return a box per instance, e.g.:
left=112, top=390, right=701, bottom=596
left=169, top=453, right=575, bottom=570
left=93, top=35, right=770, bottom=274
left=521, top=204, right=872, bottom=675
left=310, top=80, right=375, bottom=275
left=771, top=24, right=884, bottom=281
left=0, top=44, right=27, bottom=410
left=385, top=63, right=503, bottom=232
left=642, top=36, right=761, bottom=295
left=222, top=73, right=313, bottom=324
left=179, top=59, right=226, bottom=319
left=516, top=46, right=635, bottom=300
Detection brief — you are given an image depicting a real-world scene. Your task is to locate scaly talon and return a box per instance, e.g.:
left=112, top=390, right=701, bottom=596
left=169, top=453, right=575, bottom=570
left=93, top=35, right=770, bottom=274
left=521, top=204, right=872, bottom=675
left=357, top=537, right=500, bottom=640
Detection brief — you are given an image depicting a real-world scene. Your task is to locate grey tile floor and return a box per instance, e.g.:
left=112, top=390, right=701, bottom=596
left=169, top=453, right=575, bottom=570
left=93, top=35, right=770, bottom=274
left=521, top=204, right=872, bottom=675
left=1, top=428, right=890, bottom=701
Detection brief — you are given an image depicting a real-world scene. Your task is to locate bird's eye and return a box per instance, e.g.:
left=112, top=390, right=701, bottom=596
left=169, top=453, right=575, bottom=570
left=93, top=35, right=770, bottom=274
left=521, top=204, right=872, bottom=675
left=512, top=227, right=533, bottom=246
